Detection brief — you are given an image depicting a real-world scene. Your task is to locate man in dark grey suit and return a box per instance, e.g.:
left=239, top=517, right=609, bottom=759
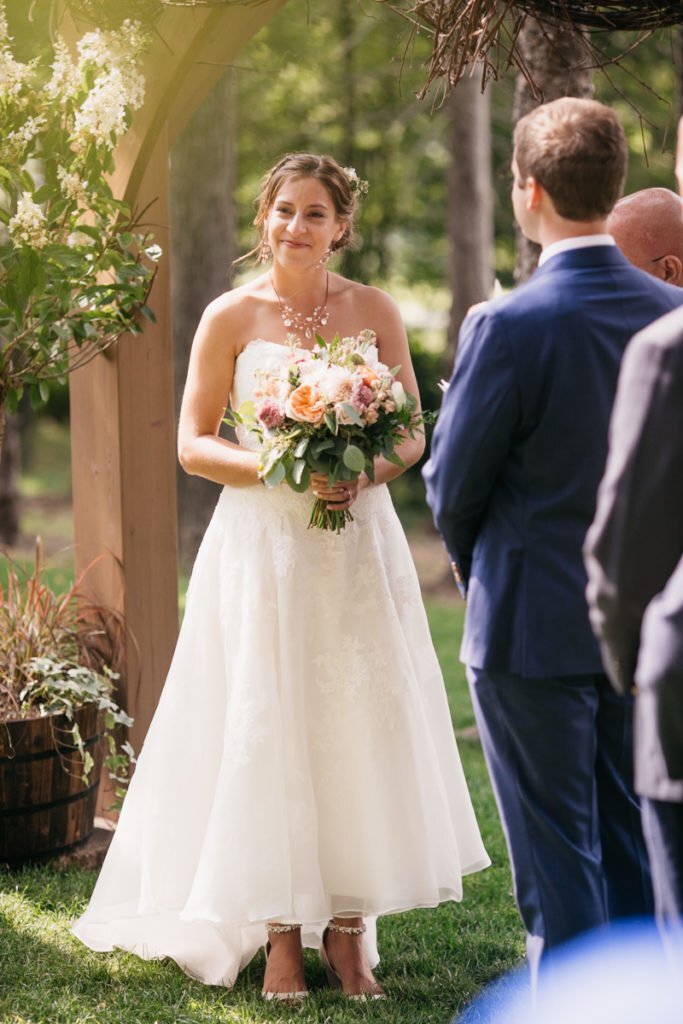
left=585, top=304, right=683, bottom=922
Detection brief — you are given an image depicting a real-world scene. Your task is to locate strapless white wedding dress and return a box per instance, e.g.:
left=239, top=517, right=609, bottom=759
left=73, top=339, right=489, bottom=987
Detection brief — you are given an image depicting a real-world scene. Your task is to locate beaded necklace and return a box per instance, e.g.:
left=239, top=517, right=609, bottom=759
left=271, top=272, right=330, bottom=341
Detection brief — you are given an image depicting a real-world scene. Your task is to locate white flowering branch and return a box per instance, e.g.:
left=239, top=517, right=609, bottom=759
left=0, top=6, right=159, bottom=452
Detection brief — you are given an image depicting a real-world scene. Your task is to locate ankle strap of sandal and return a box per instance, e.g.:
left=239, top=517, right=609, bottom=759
left=328, top=920, right=366, bottom=935
left=267, top=923, right=301, bottom=933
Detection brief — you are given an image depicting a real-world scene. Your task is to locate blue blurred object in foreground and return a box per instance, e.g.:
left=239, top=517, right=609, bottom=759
left=456, top=920, right=683, bottom=1023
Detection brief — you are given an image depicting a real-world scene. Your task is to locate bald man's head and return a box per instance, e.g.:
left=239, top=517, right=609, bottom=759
left=608, top=188, right=683, bottom=286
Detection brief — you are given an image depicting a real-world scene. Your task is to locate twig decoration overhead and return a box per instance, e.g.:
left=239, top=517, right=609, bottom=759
left=375, top=1, right=682, bottom=96
left=63, top=0, right=270, bottom=30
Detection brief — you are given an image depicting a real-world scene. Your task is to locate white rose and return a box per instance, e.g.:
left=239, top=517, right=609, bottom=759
left=298, top=358, right=327, bottom=384
left=363, top=342, right=380, bottom=370
left=390, top=380, right=406, bottom=409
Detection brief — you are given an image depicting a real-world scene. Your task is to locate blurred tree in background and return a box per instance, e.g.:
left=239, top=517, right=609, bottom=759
left=233, top=2, right=681, bottom=293
left=2, top=0, right=681, bottom=547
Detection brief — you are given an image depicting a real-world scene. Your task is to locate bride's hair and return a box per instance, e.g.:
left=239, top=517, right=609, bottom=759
left=240, top=153, right=358, bottom=265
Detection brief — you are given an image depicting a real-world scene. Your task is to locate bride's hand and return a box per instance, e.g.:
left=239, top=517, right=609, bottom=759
left=310, top=473, right=366, bottom=510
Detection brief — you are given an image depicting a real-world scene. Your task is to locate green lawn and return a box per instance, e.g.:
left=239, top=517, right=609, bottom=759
left=0, top=598, right=524, bottom=1024
left=1, top=419, right=524, bottom=1021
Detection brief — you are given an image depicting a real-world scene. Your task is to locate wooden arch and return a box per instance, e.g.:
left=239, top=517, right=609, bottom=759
left=60, top=1, right=287, bottom=758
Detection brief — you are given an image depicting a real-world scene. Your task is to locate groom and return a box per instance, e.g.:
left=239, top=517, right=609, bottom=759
left=424, top=97, right=683, bottom=977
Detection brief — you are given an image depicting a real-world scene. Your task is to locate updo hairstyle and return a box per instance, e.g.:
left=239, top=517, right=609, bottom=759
left=251, top=153, right=357, bottom=262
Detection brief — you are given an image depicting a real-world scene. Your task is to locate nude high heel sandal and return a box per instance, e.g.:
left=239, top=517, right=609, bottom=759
left=319, top=921, right=385, bottom=1001
left=262, top=924, right=308, bottom=1003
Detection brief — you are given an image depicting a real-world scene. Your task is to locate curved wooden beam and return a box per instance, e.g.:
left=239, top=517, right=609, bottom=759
left=61, top=0, right=287, bottom=780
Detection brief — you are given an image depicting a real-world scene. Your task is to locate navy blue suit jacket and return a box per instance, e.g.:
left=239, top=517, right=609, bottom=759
left=423, top=245, right=683, bottom=678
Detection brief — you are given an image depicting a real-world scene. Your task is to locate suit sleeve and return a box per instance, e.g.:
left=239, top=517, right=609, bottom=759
left=584, top=328, right=683, bottom=694
left=422, top=306, right=519, bottom=597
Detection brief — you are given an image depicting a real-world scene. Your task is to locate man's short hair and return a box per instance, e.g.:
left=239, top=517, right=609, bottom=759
left=514, top=97, right=627, bottom=221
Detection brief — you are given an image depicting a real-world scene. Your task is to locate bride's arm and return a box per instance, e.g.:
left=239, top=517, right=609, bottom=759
left=177, top=298, right=261, bottom=487
left=362, top=288, right=426, bottom=488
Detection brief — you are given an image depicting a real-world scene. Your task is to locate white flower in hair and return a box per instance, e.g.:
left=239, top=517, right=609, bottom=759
left=343, top=166, right=369, bottom=197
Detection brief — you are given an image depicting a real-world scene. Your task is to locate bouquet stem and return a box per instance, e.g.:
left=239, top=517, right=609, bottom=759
left=308, top=497, right=354, bottom=533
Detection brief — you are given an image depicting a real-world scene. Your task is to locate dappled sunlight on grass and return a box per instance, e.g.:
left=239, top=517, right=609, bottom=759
left=1, top=846, right=522, bottom=1024
left=2, top=424, right=524, bottom=1022
left=0, top=599, right=524, bottom=1023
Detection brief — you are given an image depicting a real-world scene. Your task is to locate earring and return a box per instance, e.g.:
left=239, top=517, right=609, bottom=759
left=317, top=247, right=333, bottom=267
left=258, top=241, right=272, bottom=264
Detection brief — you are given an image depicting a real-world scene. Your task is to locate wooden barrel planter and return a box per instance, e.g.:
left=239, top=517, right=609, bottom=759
left=0, top=703, right=104, bottom=865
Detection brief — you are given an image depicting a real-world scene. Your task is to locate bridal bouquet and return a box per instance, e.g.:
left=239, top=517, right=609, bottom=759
left=228, top=330, right=428, bottom=532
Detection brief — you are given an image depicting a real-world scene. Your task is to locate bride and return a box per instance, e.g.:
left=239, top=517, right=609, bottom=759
left=73, top=152, right=489, bottom=1001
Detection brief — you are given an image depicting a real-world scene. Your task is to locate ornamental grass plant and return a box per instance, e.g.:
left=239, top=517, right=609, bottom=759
left=0, top=541, right=134, bottom=805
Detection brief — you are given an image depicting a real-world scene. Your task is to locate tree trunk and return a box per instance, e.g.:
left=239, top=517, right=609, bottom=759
left=170, top=72, right=236, bottom=575
left=676, top=25, right=683, bottom=119
left=513, top=15, right=594, bottom=283
left=337, top=0, right=363, bottom=280
left=0, top=410, right=21, bottom=547
left=447, top=71, right=494, bottom=356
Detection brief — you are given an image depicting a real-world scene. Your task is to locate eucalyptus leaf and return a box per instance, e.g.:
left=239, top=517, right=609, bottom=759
left=343, top=444, right=366, bottom=473
left=311, top=437, right=335, bottom=456
left=288, top=462, right=310, bottom=493
left=264, top=459, right=286, bottom=487
left=341, top=403, right=364, bottom=427
left=292, top=458, right=307, bottom=484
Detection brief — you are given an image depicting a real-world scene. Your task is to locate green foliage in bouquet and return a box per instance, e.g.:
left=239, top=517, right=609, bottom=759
left=228, top=331, right=435, bottom=532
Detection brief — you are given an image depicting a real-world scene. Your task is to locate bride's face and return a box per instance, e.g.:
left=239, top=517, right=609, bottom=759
left=266, top=176, right=346, bottom=269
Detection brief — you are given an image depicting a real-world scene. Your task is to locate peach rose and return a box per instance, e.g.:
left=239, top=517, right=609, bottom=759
left=286, top=383, right=327, bottom=424
left=359, top=366, right=378, bottom=388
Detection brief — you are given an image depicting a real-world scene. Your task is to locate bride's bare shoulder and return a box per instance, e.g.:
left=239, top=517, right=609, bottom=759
left=194, top=274, right=271, bottom=356
left=333, top=276, right=402, bottom=325
left=203, top=274, right=270, bottom=323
